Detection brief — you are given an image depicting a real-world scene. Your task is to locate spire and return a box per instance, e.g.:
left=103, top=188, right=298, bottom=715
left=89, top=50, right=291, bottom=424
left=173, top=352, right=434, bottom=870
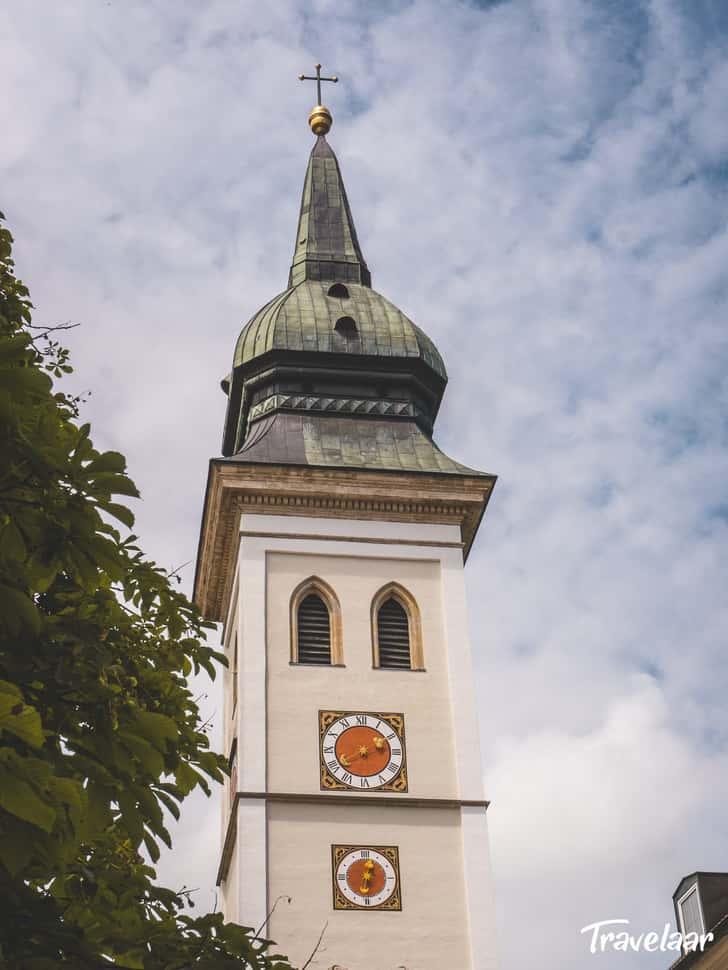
left=288, top=136, right=371, bottom=289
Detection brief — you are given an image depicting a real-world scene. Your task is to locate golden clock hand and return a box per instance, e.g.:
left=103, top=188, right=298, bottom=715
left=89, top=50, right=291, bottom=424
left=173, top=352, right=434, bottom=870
left=338, top=746, right=365, bottom=767
left=339, top=746, right=368, bottom=767
left=358, top=859, right=376, bottom=894
left=339, top=735, right=388, bottom=767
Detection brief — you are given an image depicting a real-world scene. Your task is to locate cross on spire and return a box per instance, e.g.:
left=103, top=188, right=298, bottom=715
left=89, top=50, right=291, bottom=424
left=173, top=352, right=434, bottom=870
left=298, top=63, right=338, bottom=106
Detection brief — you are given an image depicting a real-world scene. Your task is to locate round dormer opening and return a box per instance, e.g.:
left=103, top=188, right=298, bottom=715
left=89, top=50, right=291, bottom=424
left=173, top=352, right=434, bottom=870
left=334, top=316, right=358, bottom=339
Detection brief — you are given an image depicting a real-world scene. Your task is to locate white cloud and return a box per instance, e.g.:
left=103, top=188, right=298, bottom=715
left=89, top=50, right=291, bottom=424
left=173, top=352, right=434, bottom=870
left=488, top=679, right=728, bottom=969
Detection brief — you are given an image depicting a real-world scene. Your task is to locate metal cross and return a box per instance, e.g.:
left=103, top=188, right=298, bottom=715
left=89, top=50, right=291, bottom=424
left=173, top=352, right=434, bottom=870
left=298, top=63, right=338, bottom=104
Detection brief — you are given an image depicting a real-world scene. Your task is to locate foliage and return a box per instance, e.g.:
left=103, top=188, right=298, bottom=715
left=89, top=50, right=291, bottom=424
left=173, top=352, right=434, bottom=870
left=0, top=215, right=292, bottom=969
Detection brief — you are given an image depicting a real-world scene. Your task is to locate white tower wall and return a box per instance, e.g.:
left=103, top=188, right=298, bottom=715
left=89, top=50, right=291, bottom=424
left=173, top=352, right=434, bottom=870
left=215, top=514, right=499, bottom=970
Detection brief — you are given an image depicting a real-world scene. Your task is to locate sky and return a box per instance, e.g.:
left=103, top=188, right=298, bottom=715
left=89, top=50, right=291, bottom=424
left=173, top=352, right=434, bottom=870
left=3, top=0, right=728, bottom=967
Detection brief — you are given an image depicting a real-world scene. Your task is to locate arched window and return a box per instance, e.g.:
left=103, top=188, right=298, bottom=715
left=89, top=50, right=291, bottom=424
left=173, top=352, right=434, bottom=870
left=297, top=594, right=331, bottom=663
left=327, top=282, right=349, bottom=299
left=371, top=583, right=424, bottom=670
left=290, top=577, right=343, bottom=665
left=377, top=598, right=410, bottom=667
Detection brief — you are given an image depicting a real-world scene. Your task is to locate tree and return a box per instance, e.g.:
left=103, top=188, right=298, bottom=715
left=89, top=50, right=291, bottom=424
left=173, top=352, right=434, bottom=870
left=0, top=214, right=292, bottom=970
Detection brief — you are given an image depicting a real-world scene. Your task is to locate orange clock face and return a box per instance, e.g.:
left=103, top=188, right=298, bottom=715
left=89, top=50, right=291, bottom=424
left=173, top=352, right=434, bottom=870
left=319, top=711, right=407, bottom=792
left=332, top=844, right=401, bottom=911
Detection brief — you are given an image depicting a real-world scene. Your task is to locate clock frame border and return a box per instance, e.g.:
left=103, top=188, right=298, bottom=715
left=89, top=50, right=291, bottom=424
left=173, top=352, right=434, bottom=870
left=319, top=709, right=408, bottom=793
left=331, top=843, right=402, bottom=912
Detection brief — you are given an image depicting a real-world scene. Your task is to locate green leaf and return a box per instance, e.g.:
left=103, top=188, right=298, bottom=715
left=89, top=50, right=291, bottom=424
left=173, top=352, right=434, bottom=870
left=0, top=519, right=27, bottom=563
left=0, top=583, right=41, bottom=634
left=117, top=791, right=144, bottom=845
left=85, top=450, right=127, bottom=475
left=84, top=471, right=140, bottom=498
left=0, top=364, right=52, bottom=398
left=174, top=760, right=202, bottom=796
left=0, top=763, right=56, bottom=832
left=81, top=534, right=125, bottom=580
left=0, top=824, right=35, bottom=874
left=84, top=783, right=113, bottom=838
left=133, top=710, right=179, bottom=752
left=102, top=501, right=135, bottom=529
left=119, top=731, right=164, bottom=777
left=142, top=827, right=160, bottom=864
left=153, top=787, right=181, bottom=821
left=0, top=696, right=43, bottom=748
left=48, top=776, right=85, bottom=830
left=0, top=679, right=22, bottom=702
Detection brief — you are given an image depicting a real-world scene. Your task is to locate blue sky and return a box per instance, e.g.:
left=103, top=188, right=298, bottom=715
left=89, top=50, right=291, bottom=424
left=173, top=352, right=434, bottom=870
left=3, top=1, right=728, bottom=967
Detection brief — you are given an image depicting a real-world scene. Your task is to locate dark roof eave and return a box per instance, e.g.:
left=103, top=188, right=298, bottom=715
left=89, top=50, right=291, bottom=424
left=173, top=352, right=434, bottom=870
left=216, top=454, right=495, bottom=482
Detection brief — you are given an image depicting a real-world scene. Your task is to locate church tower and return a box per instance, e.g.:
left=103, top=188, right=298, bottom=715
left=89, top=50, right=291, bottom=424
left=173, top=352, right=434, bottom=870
left=194, top=75, right=499, bottom=970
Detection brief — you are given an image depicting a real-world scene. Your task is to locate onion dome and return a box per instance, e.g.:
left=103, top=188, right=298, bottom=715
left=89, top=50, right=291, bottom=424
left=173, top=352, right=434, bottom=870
left=219, top=134, right=479, bottom=478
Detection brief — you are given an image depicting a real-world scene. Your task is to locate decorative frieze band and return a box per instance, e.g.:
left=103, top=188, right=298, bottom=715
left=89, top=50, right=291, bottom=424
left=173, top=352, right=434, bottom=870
left=233, top=493, right=470, bottom=517
left=248, top=392, right=419, bottom=423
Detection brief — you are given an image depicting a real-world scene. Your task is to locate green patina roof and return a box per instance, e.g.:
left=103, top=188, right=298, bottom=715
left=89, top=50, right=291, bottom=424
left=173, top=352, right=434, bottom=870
left=230, top=135, right=446, bottom=382
left=289, top=136, right=370, bottom=288
left=219, top=133, right=477, bottom=469
left=233, top=279, right=446, bottom=378
left=226, top=413, right=484, bottom=476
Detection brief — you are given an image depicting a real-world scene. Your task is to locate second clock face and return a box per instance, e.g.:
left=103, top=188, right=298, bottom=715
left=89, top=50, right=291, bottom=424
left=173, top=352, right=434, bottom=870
left=332, top=844, right=402, bottom=911
left=319, top=711, right=407, bottom=792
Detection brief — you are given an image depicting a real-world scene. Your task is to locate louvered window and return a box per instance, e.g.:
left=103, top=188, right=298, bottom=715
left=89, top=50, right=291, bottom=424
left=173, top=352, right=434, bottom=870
left=678, top=886, right=703, bottom=937
left=296, top=593, right=332, bottom=664
left=377, top=597, right=411, bottom=669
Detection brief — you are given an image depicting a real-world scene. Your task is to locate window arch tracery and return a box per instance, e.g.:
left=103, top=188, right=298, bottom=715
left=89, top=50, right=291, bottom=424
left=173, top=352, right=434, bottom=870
left=371, top=582, right=423, bottom=670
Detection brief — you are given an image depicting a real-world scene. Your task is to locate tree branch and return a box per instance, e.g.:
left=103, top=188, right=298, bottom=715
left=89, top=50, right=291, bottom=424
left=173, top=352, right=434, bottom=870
left=27, top=320, right=80, bottom=335
left=254, top=894, right=292, bottom=938
left=300, top=921, right=328, bottom=970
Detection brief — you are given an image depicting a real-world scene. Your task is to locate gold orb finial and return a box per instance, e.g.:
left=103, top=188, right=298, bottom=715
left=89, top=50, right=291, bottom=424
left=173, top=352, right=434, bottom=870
left=298, top=62, right=338, bottom=136
left=308, top=104, right=333, bottom=135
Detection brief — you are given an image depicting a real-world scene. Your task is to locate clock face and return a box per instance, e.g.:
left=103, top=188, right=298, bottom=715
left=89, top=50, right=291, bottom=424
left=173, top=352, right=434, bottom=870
left=332, top=844, right=401, bottom=911
left=319, top=711, right=407, bottom=792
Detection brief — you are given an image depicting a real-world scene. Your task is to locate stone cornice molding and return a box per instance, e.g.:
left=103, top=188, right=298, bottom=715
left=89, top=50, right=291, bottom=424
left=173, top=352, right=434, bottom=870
left=193, top=461, right=495, bottom=622
left=215, top=790, right=490, bottom=886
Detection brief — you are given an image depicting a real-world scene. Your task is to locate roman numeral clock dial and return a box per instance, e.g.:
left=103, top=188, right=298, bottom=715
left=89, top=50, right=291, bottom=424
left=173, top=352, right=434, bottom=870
left=319, top=711, right=407, bottom=792
left=332, top=845, right=402, bottom=911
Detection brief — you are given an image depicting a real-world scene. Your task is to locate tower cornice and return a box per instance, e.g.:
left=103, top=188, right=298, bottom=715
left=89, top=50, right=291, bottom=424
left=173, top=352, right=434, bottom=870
left=193, top=461, right=496, bottom=622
